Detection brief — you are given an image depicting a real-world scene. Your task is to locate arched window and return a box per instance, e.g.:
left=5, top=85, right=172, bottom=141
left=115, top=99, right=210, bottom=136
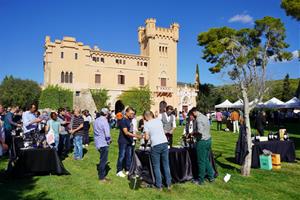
left=69, top=72, right=73, bottom=83
left=61, top=71, right=64, bottom=83
left=65, top=72, right=69, bottom=83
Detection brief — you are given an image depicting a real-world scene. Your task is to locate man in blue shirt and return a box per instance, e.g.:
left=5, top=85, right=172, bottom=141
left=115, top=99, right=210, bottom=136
left=94, top=108, right=111, bottom=182
left=22, top=104, right=42, bottom=134
left=116, top=107, right=141, bottom=178
left=4, top=107, right=21, bottom=148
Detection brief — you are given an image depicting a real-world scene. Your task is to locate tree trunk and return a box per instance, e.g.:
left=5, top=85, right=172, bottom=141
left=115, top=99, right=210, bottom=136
left=240, top=87, right=252, bottom=176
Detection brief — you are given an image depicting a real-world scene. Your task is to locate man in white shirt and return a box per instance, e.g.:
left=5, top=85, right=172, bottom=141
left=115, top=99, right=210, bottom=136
left=158, top=105, right=176, bottom=147
left=143, top=111, right=171, bottom=190
left=22, top=104, right=42, bottom=135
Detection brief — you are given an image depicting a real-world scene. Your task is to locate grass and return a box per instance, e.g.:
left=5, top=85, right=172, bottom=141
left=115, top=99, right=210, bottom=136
left=0, top=121, right=299, bottom=200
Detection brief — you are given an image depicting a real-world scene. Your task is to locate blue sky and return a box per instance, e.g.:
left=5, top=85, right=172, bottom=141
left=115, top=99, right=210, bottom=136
left=0, top=0, right=299, bottom=85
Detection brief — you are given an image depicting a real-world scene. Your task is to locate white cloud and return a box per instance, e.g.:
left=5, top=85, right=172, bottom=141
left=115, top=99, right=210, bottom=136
left=292, top=50, right=299, bottom=59
left=228, top=14, right=253, bottom=24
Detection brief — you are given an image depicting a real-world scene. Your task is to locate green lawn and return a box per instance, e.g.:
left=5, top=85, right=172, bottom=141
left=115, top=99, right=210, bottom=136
left=0, top=122, right=299, bottom=200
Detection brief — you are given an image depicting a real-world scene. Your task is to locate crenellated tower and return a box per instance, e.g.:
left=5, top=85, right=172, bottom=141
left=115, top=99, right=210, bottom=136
left=138, top=18, right=180, bottom=109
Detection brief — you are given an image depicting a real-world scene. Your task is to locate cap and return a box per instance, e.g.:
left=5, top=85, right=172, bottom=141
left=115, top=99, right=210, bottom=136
left=101, top=108, right=109, bottom=115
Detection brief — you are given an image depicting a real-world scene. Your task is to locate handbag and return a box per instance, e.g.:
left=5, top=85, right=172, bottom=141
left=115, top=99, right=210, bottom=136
left=46, top=121, right=55, bottom=145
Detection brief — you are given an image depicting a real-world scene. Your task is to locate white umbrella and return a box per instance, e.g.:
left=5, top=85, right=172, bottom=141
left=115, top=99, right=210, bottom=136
left=263, top=97, right=284, bottom=109
left=215, top=99, right=233, bottom=109
left=284, top=97, right=300, bottom=108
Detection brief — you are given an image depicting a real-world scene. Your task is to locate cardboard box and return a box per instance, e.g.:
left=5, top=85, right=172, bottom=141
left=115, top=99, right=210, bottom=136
left=259, top=155, right=272, bottom=170
left=272, top=154, right=281, bottom=169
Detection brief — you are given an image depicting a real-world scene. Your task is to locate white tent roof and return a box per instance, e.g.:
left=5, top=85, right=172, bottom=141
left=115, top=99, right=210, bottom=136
left=215, top=99, right=233, bottom=108
left=284, top=97, right=300, bottom=108
left=232, top=99, right=243, bottom=108
left=263, top=97, right=284, bottom=108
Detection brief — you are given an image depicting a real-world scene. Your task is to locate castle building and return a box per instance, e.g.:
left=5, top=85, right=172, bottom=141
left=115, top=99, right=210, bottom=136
left=43, top=18, right=197, bottom=113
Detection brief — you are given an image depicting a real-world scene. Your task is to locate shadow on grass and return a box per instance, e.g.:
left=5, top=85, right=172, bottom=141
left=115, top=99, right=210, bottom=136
left=215, top=157, right=240, bottom=172
left=0, top=169, right=51, bottom=200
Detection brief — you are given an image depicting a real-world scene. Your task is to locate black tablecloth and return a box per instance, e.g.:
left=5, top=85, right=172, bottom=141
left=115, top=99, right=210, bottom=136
left=235, top=138, right=296, bottom=168
left=129, top=147, right=218, bottom=185
left=129, top=148, right=193, bottom=185
left=9, top=137, right=69, bottom=176
left=251, top=140, right=296, bottom=168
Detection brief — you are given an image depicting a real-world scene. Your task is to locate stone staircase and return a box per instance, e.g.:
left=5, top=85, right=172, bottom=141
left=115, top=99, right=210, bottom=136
left=73, top=89, right=97, bottom=113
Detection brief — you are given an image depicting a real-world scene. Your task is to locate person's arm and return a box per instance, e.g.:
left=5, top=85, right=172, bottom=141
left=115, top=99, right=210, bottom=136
left=23, top=113, right=41, bottom=127
left=45, top=121, right=50, bottom=132
left=143, top=123, right=150, bottom=140
left=170, top=115, right=176, bottom=134
left=71, top=123, right=83, bottom=134
left=122, top=127, right=141, bottom=139
left=8, top=113, right=19, bottom=127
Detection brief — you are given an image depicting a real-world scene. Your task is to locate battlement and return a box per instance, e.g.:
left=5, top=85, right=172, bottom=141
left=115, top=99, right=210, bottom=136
left=138, top=18, right=179, bottom=43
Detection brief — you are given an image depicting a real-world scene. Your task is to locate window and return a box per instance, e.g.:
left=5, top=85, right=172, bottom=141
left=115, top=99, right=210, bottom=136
left=97, top=57, right=99, bottom=62
left=137, top=61, right=139, bottom=66
left=144, top=62, right=147, bottom=67
left=93, top=57, right=96, bottom=62
left=118, top=75, right=125, bottom=85
left=75, top=53, right=78, bottom=60
left=69, top=72, right=73, bottom=83
left=61, top=71, right=64, bottom=83
left=65, top=72, right=69, bottom=83
left=165, top=47, right=168, bottom=53
left=116, top=59, right=119, bottom=64
left=100, top=57, right=105, bottom=63
left=161, top=78, right=166, bottom=87
left=123, top=60, right=126, bottom=65
left=139, top=77, right=144, bottom=86
left=61, top=52, right=64, bottom=59
left=75, top=91, right=80, bottom=96
left=95, top=74, right=101, bottom=84
left=159, top=46, right=161, bottom=52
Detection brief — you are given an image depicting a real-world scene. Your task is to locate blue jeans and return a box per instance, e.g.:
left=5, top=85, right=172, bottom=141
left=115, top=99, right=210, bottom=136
left=116, top=143, right=132, bottom=172
left=151, top=142, right=172, bottom=188
left=73, top=135, right=83, bottom=159
left=98, top=146, right=109, bottom=180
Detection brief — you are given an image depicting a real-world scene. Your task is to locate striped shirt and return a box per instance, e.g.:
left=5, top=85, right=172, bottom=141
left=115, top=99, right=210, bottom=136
left=72, top=115, right=84, bottom=136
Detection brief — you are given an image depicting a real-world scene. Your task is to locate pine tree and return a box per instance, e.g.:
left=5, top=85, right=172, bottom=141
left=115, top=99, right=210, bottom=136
left=281, top=73, right=292, bottom=101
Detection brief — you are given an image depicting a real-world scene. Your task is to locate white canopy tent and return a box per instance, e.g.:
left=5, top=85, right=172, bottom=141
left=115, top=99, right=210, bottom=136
left=215, top=99, right=233, bottom=109
left=284, top=97, right=300, bottom=108
left=231, top=99, right=243, bottom=108
left=263, top=97, right=284, bottom=109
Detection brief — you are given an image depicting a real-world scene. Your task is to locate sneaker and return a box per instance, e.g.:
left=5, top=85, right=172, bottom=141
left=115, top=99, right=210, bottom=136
left=116, top=171, right=126, bottom=178
left=208, top=178, right=215, bottom=183
left=125, top=171, right=129, bottom=175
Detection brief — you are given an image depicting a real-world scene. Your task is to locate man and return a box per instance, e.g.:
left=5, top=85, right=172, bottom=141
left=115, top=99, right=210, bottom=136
left=70, top=108, right=84, bottom=160
left=255, top=111, right=267, bottom=136
left=190, top=107, right=214, bottom=185
left=3, top=106, right=21, bottom=148
left=94, top=108, right=111, bottom=183
left=116, top=107, right=141, bottom=177
left=216, top=109, right=223, bottom=131
left=57, top=108, right=70, bottom=157
left=230, top=110, right=240, bottom=133
left=158, top=105, right=176, bottom=147
left=143, top=111, right=171, bottom=190
left=22, top=104, right=42, bottom=135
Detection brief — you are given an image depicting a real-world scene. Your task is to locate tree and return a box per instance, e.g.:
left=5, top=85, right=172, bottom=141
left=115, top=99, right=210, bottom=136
left=281, top=0, right=300, bottom=21
left=119, top=86, right=153, bottom=116
left=90, top=89, right=110, bottom=110
left=39, top=85, right=73, bottom=110
left=198, top=16, right=292, bottom=176
left=295, top=79, right=300, bottom=98
left=281, top=74, right=292, bottom=101
left=0, top=76, right=41, bottom=109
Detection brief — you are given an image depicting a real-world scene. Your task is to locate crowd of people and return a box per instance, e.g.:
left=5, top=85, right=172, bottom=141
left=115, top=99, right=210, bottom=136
left=0, top=103, right=216, bottom=190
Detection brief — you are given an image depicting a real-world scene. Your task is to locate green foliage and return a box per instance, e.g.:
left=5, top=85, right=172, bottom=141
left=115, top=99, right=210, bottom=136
left=281, top=0, right=300, bottom=21
left=295, top=79, right=300, bottom=98
left=39, top=85, right=73, bottom=110
left=0, top=76, right=41, bottom=109
left=281, top=74, right=292, bottom=101
left=90, top=89, right=110, bottom=110
left=118, top=86, right=153, bottom=115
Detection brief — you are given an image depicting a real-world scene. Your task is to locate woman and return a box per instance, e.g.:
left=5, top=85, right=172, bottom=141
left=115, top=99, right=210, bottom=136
left=83, top=110, right=92, bottom=147
left=45, top=112, right=61, bottom=150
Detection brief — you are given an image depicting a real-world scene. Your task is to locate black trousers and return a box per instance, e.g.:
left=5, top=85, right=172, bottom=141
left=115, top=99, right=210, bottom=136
left=165, top=133, right=173, bottom=147
left=217, top=121, right=222, bottom=131
left=257, top=128, right=264, bottom=136
left=98, top=146, right=109, bottom=180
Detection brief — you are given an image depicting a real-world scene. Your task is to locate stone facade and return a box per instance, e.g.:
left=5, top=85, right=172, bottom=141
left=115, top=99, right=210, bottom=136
left=43, top=18, right=196, bottom=113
